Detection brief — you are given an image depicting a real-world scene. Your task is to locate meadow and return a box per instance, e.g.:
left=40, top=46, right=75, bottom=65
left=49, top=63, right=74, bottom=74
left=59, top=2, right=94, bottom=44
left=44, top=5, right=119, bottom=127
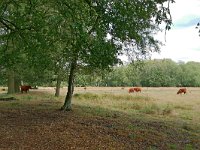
left=0, top=86, right=200, bottom=149
left=73, top=87, right=200, bottom=126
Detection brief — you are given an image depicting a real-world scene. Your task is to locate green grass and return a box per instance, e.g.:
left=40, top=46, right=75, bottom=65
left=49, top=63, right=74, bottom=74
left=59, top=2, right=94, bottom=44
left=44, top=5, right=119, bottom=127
left=0, top=91, right=62, bottom=110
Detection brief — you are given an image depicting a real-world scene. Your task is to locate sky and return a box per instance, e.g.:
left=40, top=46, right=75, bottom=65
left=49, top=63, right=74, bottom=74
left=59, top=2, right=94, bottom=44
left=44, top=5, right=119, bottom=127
left=151, top=0, right=200, bottom=63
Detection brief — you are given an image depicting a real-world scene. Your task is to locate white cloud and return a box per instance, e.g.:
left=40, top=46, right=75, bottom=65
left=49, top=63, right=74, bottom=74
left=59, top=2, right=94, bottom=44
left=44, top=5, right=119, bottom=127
left=171, top=0, right=200, bottom=20
left=151, top=0, right=200, bottom=63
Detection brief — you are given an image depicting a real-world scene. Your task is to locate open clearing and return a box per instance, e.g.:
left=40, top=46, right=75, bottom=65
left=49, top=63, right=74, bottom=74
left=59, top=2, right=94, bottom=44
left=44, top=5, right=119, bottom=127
left=0, top=87, right=200, bottom=149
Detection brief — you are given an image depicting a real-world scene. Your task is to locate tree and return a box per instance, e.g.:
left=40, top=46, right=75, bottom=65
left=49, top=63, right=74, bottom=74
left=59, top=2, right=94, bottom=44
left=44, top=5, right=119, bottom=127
left=58, top=0, right=175, bottom=111
left=0, top=0, right=67, bottom=94
left=179, top=62, right=200, bottom=87
left=140, top=59, right=180, bottom=87
left=0, top=0, right=54, bottom=93
left=125, top=61, right=144, bottom=86
left=0, top=1, right=27, bottom=93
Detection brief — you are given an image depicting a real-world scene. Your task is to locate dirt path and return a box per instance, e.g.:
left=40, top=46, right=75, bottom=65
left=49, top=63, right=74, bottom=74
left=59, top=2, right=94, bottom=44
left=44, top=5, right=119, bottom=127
left=0, top=107, right=199, bottom=150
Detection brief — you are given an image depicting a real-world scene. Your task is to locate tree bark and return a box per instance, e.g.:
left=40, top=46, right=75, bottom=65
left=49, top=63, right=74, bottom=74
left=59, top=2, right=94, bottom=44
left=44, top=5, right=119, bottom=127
left=14, top=77, right=21, bottom=93
left=7, top=69, right=15, bottom=94
left=61, top=61, right=76, bottom=111
left=55, top=74, right=62, bottom=97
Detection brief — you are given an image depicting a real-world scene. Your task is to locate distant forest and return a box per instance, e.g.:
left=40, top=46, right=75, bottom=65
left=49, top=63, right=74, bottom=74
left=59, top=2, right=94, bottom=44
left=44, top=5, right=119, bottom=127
left=1, top=59, right=200, bottom=87
left=75, top=59, right=200, bottom=87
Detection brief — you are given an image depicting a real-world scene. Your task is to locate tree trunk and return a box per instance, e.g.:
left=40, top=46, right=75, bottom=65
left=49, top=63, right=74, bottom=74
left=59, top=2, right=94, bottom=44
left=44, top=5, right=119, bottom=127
left=7, top=69, right=15, bottom=94
left=14, top=77, right=21, bottom=93
left=61, top=61, right=76, bottom=111
left=55, top=74, right=62, bottom=97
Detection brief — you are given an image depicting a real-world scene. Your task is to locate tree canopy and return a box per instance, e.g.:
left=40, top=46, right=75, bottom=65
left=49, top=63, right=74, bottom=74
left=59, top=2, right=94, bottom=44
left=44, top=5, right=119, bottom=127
left=0, top=0, right=175, bottom=110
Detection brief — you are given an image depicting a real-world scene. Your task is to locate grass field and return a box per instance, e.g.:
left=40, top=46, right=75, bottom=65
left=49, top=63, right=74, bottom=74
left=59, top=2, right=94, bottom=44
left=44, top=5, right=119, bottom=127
left=73, top=87, right=200, bottom=125
left=0, top=86, right=200, bottom=149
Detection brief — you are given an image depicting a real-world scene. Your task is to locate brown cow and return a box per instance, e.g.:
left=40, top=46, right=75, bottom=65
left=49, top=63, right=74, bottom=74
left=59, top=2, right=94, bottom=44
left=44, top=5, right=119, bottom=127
left=177, top=88, right=187, bottom=94
left=133, top=87, right=142, bottom=92
left=128, top=87, right=142, bottom=93
left=128, top=88, right=135, bottom=93
left=20, top=85, right=32, bottom=93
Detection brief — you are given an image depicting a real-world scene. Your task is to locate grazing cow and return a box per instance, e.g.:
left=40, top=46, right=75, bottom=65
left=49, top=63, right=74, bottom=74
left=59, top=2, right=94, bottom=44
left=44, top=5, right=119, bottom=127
left=177, top=88, right=187, bottom=94
left=128, top=87, right=142, bottom=93
left=133, top=87, right=142, bottom=92
left=20, top=85, right=32, bottom=93
left=128, top=88, right=135, bottom=93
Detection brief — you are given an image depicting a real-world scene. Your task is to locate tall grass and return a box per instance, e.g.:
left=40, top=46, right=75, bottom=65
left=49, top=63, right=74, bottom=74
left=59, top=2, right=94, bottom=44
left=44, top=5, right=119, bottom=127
left=73, top=93, right=175, bottom=116
left=72, top=90, right=199, bottom=131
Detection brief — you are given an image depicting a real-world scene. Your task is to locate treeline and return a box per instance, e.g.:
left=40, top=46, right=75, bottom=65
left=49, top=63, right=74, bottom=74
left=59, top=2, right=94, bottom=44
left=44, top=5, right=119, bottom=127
left=1, top=59, right=200, bottom=88
left=75, top=59, right=200, bottom=87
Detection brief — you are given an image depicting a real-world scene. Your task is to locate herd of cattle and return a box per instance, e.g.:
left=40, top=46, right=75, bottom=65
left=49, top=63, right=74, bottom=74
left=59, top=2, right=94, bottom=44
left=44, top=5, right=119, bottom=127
left=19, top=85, right=187, bottom=95
left=128, top=87, right=187, bottom=94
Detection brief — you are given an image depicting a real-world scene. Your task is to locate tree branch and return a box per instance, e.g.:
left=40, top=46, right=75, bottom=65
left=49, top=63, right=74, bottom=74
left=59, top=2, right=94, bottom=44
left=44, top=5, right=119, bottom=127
left=1, top=18, right=18, bottom=31
left=0, top=19, right=13, bottom=31
left=87, top=15, right=100, bottom=35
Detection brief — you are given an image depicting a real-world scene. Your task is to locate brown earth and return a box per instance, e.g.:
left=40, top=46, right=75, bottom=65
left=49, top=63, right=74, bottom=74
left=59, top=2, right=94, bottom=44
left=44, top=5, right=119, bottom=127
left=0, top=105, right=200, bottom=150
